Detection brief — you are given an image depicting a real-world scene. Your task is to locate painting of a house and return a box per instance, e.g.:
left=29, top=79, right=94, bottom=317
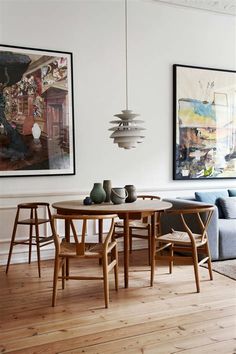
left=0, top=45, right=74, bottom=177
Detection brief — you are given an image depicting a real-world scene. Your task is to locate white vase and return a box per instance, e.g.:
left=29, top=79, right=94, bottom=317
left=32, top=123, right=41, bottom=140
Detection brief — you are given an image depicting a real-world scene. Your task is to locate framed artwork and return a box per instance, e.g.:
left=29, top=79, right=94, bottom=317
left=0, top=44, right=75, bottom=177
left=173, top=64, right=236, bottom=180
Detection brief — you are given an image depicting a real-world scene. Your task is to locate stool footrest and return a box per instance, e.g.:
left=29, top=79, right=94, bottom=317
left=13, top=239, right=31, bottom=245
left=17, top=218, right=50, bottom=225
left=38, top=235, right=54, bottom=243
left=13, top=235, right=54, bottom=245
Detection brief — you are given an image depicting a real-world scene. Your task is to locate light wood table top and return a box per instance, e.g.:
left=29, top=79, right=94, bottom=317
left=52, top=199, right=172, bottom=214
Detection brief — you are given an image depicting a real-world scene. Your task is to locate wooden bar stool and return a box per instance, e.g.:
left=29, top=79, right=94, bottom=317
left=6, top=202, right=54, bottom=277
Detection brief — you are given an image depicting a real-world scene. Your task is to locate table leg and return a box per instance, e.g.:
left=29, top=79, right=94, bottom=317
left=65, top=219, right=70, bottom=277
left=150, top=213, right=156, bottom=286
left=98, top=219, right=103, bottom=265
left=123, top=215, right=129, bottom=288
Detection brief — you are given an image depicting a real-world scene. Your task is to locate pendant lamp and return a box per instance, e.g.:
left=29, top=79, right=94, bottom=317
left=109, top=0, right=145, bottom=150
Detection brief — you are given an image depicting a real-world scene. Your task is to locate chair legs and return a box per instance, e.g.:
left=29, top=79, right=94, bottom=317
left=205, top=242, right=213, bottom=280
left=192, top=246, right=200, bottom=293
left=102, top=255, right=109, bottom=308
left=118, top=224, right=153, bottom=266
left=52, top=257, right=62, bottom=307
left=192, top=241, right=213, bottom=293
left=148, top=234, right=152, bottom=266
left=52, top=249, right=119, bottom=308
left=169, top=244, right=173, bottom=274
left=103, top=243, right=119, bottom=308
left=150, top=236, right=156, bottom=287
left=112, top=243, right=119, bottom=291
left=153, top=242, right=213, bottom=293
left=62, top=262, right=65, bottom=289
left=130, top=228, right=152, bottom=266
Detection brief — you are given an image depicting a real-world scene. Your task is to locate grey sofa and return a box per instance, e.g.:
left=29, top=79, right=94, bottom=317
left=161, top=191, right=236, bottom=261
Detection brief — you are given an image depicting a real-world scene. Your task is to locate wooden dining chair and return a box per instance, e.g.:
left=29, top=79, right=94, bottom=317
left=51, top=213, right=119, bottom=308
left=151, top=205, right=215, bottom=292
left=6, top=202, right=54, bottom=277
left=114, top=195, right=161, bottom=264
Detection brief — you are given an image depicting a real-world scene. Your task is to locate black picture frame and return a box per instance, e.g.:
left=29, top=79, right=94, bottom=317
left=0, top=44, right=75, bottom=177
left=173, top=64, right=236, bottom=180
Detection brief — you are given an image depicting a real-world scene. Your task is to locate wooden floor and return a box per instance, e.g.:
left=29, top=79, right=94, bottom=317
left=0, top=250, right=235, bottom=354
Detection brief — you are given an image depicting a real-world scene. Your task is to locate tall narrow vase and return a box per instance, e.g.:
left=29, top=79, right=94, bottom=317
left=103, top=180, right=112, bottom=203
left=90, top=183, right=106, bottom=204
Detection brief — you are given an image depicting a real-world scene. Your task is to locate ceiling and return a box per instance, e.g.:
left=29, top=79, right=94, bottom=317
left=153, top=0, right=236, bottom=16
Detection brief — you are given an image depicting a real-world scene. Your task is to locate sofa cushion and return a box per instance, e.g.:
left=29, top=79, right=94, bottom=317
left=195, top=190, right=228, bottom=218
left=219, top=219, right=236, bottom=260
left=228, top=189, right=236, bottom=197
left=218, top=197, right=236, bottom=219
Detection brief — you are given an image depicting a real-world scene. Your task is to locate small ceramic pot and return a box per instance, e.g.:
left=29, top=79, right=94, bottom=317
left=110, top=187, right=128, bottom=204
left=83, top=197, right=92, bottom=205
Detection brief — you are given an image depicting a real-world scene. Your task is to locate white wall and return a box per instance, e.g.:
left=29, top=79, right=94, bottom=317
left=0, top=0, right=236, bottom=264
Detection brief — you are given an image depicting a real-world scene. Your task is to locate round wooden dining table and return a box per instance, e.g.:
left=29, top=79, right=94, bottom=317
left=52, top=199, right=172, bottom=288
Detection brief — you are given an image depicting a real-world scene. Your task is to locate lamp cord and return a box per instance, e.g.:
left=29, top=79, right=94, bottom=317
left=125, top=0, right=128, bottom=110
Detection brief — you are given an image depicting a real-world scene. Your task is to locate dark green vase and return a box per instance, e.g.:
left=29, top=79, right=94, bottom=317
left=90, top=183, right=106, bottom=204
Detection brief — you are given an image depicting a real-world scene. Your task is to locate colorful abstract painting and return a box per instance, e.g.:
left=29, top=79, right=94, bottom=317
left=173, top=64, right=236, bottom=180
left=0, top=44, right=75, bottom=177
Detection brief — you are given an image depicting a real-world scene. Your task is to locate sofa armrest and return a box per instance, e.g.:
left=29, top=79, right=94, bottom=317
left=161, top=198, right=219, bottom=260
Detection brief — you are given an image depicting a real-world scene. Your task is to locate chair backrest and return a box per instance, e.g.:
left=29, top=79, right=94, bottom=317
left=163, top=205, right=215, bottom=243
left=137, top=195, right=161, bottom=224
left=52, top=214, right=117, bottom=256
left=137, top=195, right=161, bottom=200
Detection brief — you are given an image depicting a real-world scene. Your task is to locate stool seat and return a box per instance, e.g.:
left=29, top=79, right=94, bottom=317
left=6, top=202, right=54, bottom=277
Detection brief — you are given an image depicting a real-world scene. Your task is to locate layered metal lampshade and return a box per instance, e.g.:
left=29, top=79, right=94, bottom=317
left=109, top=0, right=145, bottom=150
left=109, top=109, right=145, bottom=149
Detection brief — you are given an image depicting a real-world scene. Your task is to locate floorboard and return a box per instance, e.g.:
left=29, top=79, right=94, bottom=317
left=0, top=250, right=235, bottom=353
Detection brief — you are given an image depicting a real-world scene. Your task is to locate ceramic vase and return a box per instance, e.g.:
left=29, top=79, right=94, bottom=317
left=32, top=123, right=41, bottom=140
left=103, top=180, right=112, bottom=203
left=125, top=185, right=137, bottom=203
left=83, top=196, right=92, bottom=205
left=90, top=183, right=106, bottom=204
left=110, top=187, right=128, bottom=205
